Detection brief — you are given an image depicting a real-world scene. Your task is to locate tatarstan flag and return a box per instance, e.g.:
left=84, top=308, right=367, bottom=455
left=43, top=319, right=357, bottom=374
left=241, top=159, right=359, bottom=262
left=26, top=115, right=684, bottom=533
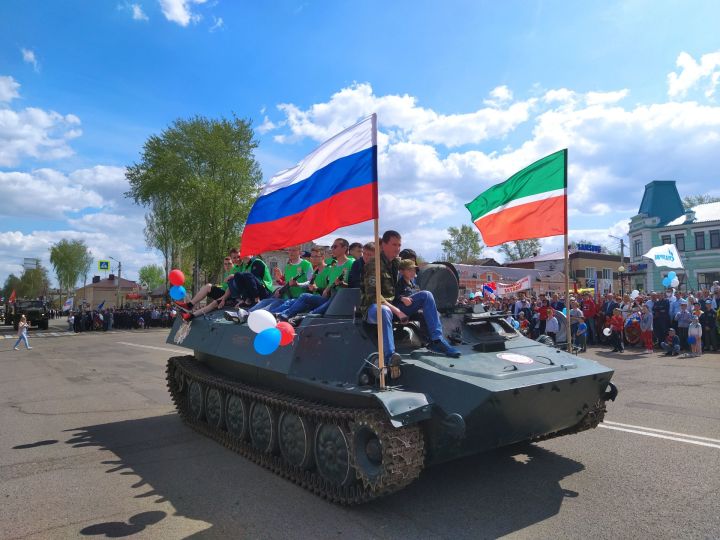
left=465, top=150, right=567, bottom=246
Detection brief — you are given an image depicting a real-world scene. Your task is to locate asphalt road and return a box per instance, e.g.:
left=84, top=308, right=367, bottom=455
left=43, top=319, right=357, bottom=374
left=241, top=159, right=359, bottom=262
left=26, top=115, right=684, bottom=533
left=1, top=320, right=719, bottom=539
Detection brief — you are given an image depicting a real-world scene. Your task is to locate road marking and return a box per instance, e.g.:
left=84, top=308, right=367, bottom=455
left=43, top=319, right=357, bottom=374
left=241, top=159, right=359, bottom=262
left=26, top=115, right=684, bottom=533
left=116, top=341, right=182, bottom=353
left=603, top=420, right=720, bottom=444
left=600, top=424, right=720, bottom=450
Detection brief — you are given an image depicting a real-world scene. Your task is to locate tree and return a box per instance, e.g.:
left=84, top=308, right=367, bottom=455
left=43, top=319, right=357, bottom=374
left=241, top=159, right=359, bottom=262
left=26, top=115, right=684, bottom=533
left=14, top=263, right=51, bottom=299
left=49, top=239, right=93, bottom=300
left=682, top=194, right=720, bottom=210
left=498, top=239, right=542, bottom=261
left=441, top=225, right=484, bottom=263
left=2, top=274, right=21, bottom=301
left=126, top=114, right=263, bottom=294
left=138, top=264, right=165, bottom=292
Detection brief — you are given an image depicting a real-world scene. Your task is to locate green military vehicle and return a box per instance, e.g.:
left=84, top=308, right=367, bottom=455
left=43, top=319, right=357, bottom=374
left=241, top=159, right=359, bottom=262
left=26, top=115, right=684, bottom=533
left=4, top=300, right=50, bottom=331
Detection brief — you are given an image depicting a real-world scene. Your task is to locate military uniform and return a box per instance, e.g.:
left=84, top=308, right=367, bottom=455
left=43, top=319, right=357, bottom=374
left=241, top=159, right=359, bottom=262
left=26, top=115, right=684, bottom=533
left=361, top=252, right=399, bottom=317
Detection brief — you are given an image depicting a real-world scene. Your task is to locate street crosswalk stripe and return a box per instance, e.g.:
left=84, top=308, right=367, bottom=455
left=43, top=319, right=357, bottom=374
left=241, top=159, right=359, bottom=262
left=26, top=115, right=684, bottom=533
left=603, top=420, right=720, bottom=444
left=599, top=424, right=720, bottom=450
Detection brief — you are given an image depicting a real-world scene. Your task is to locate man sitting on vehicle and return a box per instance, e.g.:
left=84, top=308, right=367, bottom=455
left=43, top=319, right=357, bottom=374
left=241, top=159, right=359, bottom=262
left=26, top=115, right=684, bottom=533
left=348, top=241, right=374, bottom=290
left=363, top=230, right=460, bottom=377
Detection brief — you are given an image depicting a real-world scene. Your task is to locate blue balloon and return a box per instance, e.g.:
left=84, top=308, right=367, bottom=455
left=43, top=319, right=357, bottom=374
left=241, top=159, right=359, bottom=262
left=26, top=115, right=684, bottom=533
left=468, top=292, right=475, bottom=299
left=512, top=319, right=520, bottom=329
left=254, top=327, right=281, bottom=355
left=687, top=336, right=696, bottom=345
left=562, top=307, right=567, bottom=315
left=668, top=271, right=677, bottom=280
left=662, top=277, right=671, bottom=287
left=169, top=285, right=186, bottom=301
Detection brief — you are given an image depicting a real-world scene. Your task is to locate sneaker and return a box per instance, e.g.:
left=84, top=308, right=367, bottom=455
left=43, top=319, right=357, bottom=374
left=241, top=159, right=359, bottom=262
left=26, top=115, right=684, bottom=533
left=388, top=352, right=402, bottom=380
left=13, top=346, right=19, bottom=350
left=428, top=337, right=461, bottom=358
left=27, top=347, right=32, bottom=350
left=181, top=312, right=194, bottom=322
left=174, top=301, right=192, bottom=313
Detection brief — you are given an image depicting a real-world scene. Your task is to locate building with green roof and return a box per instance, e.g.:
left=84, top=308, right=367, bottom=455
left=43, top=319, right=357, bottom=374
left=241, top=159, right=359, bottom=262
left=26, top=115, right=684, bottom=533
left=627, top=181, right=720, bottom=292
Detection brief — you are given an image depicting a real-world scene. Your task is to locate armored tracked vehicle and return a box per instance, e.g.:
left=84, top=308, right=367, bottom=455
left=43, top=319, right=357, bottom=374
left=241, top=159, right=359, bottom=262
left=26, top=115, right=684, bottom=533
left=166, top=263, right=617, bottom=504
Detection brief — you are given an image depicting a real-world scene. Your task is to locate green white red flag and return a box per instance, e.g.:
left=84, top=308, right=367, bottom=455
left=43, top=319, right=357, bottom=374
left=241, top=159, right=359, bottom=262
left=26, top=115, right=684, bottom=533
left=465, top=150, right=567, bottom=246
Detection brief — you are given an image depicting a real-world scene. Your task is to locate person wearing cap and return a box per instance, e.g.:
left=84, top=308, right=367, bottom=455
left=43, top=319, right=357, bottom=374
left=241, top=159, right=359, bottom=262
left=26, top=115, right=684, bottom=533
left=394, top=259, right=420, bottom=302
left=660, top=328, right=681, bottom=356
left=700, top=300, right=718, bottom=352
left=688, top=315, right=703, bottom=357
left=674, top=300, right=693, bottom=350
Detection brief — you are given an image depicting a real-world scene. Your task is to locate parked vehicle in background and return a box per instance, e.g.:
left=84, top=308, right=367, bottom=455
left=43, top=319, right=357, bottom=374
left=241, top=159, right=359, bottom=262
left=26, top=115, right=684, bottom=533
left=4, top=300, right=50, bottom=330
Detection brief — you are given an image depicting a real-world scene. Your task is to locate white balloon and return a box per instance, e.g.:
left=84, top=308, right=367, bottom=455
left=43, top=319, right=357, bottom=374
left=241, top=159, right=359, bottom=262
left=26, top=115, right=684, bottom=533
left=247, top=310, right=277, bottom=334
left=603, top=327, right=612, bottom=337
left=630, top=290, right=639, bottom=300
left=670, top=278, right=680, bottom=288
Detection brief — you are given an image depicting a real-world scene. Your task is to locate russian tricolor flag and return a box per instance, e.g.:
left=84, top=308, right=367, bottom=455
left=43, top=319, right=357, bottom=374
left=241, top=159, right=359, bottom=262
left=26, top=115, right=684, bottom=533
left=240, top=115, right=378, bottom=256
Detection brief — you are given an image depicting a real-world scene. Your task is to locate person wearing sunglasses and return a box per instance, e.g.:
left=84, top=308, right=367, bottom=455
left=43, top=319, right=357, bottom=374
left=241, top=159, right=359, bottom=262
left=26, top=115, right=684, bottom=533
left=175, top=254, right=238, bottom=320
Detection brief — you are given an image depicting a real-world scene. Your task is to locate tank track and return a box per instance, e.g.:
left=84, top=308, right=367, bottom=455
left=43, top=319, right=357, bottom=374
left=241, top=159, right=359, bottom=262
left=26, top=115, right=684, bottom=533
left=166, top=355, right=424, bottom=504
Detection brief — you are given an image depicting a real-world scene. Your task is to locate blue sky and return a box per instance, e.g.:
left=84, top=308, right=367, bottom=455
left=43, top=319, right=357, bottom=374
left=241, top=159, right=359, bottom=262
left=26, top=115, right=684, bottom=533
left=2, top=0, right=720, bottom=287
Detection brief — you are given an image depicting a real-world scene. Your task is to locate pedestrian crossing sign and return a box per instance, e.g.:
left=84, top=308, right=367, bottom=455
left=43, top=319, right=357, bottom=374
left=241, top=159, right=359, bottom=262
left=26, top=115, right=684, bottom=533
left=98, top=260, right=110, bottom=271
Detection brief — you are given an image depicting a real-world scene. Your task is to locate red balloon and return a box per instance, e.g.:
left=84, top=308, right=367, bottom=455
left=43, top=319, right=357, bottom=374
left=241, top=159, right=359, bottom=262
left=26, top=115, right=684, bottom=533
left=276, top=322, right=295, bottom=346
left=169, top=269, right=185, bottom=286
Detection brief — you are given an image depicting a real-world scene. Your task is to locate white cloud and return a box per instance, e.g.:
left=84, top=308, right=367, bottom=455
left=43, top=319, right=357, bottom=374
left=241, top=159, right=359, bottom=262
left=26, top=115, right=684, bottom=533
left=158, top=0, right=207, bottom=26
left=585, top=89, right=629, bottom=106
left=667, top=50, right=720, bottom=99
left=484, top=85, right=513, bottom=107
left=131, top=4, right=149, bottom=20
left=21, top=48, right=39, bottom=72
left=209, top=15, right=223, bottom=32
left=0, top=105, right=82, bottom=166
left=0, top=169, right=104, bottom=218
left=0, top=75, right=20, bottom=102
left=272, top=82, right=534, bottom=148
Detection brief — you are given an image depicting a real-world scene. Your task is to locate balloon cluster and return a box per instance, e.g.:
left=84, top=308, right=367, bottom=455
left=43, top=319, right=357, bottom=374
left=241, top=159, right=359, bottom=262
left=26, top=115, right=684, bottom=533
left=247, top=310, right=296, bottom=355
left=168, top=269, right=186, bottom=301
left=661, top=271, right=680, bottom=288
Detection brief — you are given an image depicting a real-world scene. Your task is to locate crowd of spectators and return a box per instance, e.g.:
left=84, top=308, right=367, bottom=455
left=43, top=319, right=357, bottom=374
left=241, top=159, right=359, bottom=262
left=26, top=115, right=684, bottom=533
left=459, top=280, right=720, bottom=356
left=66, top=306, right=176, bottom=332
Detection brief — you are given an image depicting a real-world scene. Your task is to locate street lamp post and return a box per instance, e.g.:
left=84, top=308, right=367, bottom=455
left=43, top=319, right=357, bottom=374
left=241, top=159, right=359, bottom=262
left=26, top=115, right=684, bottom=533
left=618, top=265, right=625, bottom=297
left=109, top=256, right=122, bottom=308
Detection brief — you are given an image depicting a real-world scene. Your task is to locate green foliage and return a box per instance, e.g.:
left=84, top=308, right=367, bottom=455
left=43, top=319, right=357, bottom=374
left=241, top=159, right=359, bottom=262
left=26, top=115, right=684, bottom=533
left=682, top=194, right=720, bottom=210
left=138, top=264, right=166, bottom=291
left=18, top=265, right=51, bottom=299
left=126, top=115, right=263, bottom=289
left=441, top=225, right=484, bottom=263
left=49, top=239, right=93, bottom=296
left=498, top=239, right=541, bottom=261
left=2, top=274, right=21, bottom=300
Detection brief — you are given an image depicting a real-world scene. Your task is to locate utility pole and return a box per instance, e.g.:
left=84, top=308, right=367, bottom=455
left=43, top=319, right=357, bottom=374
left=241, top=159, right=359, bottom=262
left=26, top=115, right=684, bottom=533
left=609, top=235, right=626, bottom=296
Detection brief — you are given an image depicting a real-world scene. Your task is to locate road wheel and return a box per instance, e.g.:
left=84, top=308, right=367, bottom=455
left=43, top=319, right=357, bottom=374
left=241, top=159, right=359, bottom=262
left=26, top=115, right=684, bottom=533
left=278, top=412, right=314, bottom=469
left=315, top=423, right=353, bottom=486
left=187, top=380, right=204, bottom=422
left=205, top=388, right=224, bottom=429
left=226, top=395, right=247, bottom=440
left=249, top=402, right=277, bottom=454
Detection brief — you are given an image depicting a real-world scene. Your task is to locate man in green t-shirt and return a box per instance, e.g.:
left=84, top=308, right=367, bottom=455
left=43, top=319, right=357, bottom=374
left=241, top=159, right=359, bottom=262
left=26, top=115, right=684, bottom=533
left=277, top=238, right=355, bottom=320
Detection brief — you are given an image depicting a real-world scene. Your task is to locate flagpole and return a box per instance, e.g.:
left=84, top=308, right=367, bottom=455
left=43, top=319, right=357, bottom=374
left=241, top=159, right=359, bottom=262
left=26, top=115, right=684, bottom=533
left=371, top=113, right=386, bottom=389
left=563, top=148, right=571, bottom=353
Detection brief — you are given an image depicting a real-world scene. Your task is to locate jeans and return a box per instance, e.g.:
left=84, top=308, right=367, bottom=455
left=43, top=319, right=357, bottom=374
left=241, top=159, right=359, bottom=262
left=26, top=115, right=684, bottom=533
left=279, top=293, right=327, bottom=318
left=660, top=342, right=680, bottom=354
left=250, top=298, right=286, bottom=312
left=366, top=291, right=443, bottom=360
left=586, top=317, right=596, bottom=344
left=14, top=333, right=30, bottom=349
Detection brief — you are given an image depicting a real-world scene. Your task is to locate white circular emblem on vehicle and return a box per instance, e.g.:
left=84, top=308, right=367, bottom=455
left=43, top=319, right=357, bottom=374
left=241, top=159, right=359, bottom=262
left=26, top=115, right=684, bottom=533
left=497, top=353, right=534, bottom=364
